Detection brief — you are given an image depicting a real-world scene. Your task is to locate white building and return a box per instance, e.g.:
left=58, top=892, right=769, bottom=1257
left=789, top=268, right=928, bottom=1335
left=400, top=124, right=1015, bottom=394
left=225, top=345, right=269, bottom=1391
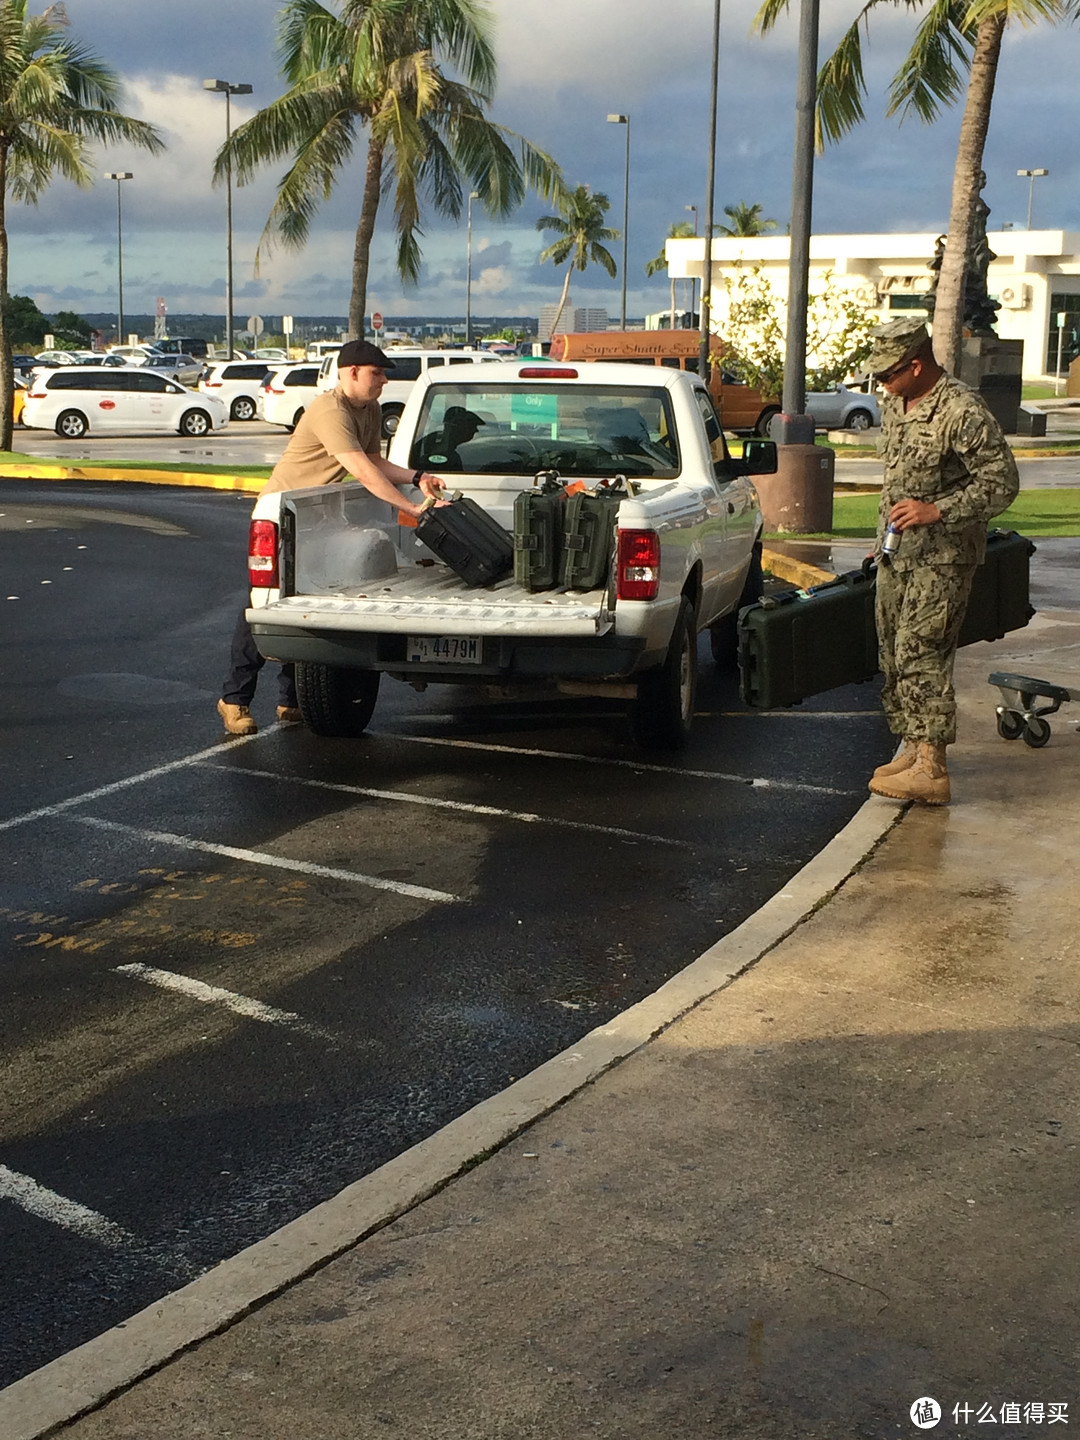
left=664, top=231, right=1080, bottom=380
left=538, top=304, right=609, bottom=341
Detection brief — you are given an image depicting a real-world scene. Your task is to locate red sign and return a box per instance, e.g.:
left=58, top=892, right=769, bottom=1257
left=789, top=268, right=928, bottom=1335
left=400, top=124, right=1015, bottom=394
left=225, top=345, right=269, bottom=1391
left=371, top=312, right=383, bottom=330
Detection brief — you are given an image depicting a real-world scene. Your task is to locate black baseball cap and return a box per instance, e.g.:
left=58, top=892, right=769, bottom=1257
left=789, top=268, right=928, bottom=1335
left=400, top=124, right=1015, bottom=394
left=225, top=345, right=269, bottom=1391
left=336, top=339, right=393, bottom=369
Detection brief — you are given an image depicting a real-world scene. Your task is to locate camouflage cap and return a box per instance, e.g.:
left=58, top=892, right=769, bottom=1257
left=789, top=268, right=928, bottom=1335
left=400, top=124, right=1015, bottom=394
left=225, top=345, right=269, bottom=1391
left=868, top=318, right=930, bottom=375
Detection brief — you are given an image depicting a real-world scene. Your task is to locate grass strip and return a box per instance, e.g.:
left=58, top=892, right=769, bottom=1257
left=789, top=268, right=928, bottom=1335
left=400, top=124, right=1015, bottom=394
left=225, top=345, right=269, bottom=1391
left=771, top=487, right=1080, bottom=540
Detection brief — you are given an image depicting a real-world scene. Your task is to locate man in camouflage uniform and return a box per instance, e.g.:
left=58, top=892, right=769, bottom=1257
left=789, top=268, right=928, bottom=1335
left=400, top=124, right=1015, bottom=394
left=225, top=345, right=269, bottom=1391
left=866, top=318, right=1019, bottom=804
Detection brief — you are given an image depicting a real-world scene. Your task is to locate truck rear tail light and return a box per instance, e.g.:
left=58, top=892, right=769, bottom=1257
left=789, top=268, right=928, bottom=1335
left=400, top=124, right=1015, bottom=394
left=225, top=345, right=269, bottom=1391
left=617, top=529, right=661, bottom=601
left=29, top=389, right=47, bottom=399
left=248, top=519, right=279, bottom=588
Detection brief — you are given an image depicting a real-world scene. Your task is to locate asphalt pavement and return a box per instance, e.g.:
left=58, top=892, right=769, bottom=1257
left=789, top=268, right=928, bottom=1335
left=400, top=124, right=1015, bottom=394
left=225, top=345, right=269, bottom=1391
left=3, top=583, right=1079, bottom=1440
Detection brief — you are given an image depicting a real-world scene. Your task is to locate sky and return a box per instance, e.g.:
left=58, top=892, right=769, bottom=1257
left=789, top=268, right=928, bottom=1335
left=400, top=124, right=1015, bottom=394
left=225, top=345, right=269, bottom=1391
left=9, top=0, right=1080, bottom=330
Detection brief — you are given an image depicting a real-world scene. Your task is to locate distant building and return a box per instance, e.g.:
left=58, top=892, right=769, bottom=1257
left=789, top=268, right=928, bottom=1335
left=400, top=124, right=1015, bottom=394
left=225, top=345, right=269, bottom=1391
left=664, top=230, right=1080, bottom=380
left=539, top=304, right=609, bottom=340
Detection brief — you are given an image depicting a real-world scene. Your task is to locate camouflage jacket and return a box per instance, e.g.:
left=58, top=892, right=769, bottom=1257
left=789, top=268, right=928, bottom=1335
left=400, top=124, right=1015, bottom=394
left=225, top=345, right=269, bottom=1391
left=877, top=373, right=1019, bottom=568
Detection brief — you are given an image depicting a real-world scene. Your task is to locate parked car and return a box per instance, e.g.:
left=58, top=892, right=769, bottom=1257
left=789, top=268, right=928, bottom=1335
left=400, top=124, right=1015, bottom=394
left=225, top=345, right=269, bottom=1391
left=258, top=362, right=321, bottom=430
left=139, top=352, right=203, bottom=386
left=22, top=368, right=228, bottom=438
left=198, top=360, right=271, bottom=421
left=253, top=347, right=289, bottom=362
left=105, top=343, right=162, bottom=364
left=13, top=378, right=26, bottom=425
left=804, top=383, right=880, bottom=431
left=154, top=336, right=210, bottom=360
left=316, top=346, right=503, bottom=437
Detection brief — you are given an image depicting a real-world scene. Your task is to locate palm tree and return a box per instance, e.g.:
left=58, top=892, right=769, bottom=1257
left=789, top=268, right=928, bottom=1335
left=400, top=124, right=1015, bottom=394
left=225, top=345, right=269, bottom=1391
left=221, top=0, right=564, bottom=340
left=753, top=0, right=1071, bottom=374
left=0, top=0, right=162, bottom=449
left=717, top=201, right=778, bottom=237
left=645, top=219, right=696, bottom=330
left=536, top=185, right=618, bottom=335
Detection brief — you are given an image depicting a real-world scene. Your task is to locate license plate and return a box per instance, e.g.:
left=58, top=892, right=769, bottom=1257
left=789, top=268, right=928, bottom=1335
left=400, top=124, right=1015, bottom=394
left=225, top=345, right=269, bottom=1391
left=407, top=634, right=483, bottom=664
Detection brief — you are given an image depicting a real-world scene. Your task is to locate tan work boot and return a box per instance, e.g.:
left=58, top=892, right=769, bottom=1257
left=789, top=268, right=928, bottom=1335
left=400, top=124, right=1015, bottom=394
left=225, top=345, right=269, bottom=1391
left=870, top=739, right=917, bottom=783
left=276, top=705, right=303, bottom=724
left=869, top=741, right=950, bottom=805
left=217, top=699, right=257, bottom=736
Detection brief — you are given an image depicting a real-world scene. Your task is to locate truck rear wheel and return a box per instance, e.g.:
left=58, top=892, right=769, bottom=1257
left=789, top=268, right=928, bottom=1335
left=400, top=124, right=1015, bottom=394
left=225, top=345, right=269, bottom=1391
left=709, top=541, right=764, bottom=667
left=630, top=597, right=697, bottom=751
left=295, top=662, right=381, bottom=736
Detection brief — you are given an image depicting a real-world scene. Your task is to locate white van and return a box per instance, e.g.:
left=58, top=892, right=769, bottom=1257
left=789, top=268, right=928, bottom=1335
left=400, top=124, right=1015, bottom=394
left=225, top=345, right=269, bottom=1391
left=305, top=340, right=344, bottom=362
left=316, top=347, right=503, bottom=437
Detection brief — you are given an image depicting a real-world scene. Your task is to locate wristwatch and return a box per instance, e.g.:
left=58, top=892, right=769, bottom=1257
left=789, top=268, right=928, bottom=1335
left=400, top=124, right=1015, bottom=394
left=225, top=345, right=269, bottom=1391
left=412, top=469, right=426, bottom=487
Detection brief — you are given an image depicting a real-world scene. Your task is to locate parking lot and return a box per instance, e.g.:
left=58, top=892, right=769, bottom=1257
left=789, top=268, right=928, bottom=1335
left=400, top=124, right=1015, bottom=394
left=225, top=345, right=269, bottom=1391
left=0, top=476, right=894, bottom=1386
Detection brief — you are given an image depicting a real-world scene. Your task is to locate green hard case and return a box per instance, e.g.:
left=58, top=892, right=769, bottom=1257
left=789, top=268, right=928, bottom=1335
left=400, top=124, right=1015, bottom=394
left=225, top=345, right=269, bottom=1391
left=561, top=480, right=629, bottom=591
left=513, top=472, right=566, bottom=591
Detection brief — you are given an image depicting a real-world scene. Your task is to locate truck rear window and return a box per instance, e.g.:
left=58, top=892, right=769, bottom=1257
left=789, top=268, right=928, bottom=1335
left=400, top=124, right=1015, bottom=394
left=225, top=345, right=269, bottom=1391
left=409, top=384, right=680, bottom=479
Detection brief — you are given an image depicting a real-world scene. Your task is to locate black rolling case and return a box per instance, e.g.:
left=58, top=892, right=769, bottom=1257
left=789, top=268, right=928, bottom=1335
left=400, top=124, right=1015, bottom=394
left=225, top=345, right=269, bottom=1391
left=738, top=530, right=1035, bottom=709
left=415, top=493, right=514, bottom=587
left=737, top=564, right=880, bottom=709
left=957, top=529, right=1036, bottom=646
left=513, top=471, right=566, bottom=591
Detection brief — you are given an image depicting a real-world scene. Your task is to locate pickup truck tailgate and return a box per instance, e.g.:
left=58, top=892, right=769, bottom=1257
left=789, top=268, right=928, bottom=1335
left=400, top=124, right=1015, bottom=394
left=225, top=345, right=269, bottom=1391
left=249, top=567, right=612, bottom=637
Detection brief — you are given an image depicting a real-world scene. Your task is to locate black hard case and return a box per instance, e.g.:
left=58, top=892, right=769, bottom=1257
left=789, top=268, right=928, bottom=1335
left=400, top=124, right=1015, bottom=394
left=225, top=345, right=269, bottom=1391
left=561, top=487, right=626, bottom=590
left=513, top=476, right=566, bottom=591
left=737, top=529, right=1034, bottom=709
left=415, top=495, right=514, bottom=588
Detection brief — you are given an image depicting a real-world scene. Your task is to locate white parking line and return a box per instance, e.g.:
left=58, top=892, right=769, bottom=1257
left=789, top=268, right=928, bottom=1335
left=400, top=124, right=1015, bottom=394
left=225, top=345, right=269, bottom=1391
left=202, top=763, right=693, bottom=849
left=0, top=731, right=268, bottom=834
left=393, top=735, right=856, bottom=796
left=0, top=1165, right=136, bottom=1249
left=65, top=815, right=458, bottom=903
left=115, top=963, right=335, bottom=1041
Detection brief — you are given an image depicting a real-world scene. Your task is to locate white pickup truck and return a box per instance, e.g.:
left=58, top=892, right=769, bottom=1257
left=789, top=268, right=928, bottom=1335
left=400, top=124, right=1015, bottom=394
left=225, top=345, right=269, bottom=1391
left=246, top=361, right=777, bottom=750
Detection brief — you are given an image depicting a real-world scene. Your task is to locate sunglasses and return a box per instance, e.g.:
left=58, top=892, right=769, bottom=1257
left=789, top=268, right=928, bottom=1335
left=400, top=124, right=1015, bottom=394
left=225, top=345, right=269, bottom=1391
left=874, top=355, right=916, bottom=384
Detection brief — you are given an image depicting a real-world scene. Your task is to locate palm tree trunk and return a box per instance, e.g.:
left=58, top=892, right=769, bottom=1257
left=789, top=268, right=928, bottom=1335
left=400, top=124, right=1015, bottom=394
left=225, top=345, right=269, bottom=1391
left=670, top=275, right=676, bottom=332
left=549, top=265, right=573, bottom=335
left=932, top=12, right=1005, bottom=377
left=348, top=137, right=385, bottom=340
left=0, top=145, right=12, bottom=454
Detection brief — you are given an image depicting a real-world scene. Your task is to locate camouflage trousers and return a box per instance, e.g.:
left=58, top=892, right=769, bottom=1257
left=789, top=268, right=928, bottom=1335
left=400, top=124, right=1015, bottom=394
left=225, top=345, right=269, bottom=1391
left=875, top=561, right=976, bottom=745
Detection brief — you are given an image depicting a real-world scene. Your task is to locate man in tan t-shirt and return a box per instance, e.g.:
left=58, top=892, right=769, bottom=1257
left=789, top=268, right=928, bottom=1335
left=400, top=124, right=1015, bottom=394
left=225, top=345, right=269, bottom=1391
left=217, top=339, right=445, bottom=735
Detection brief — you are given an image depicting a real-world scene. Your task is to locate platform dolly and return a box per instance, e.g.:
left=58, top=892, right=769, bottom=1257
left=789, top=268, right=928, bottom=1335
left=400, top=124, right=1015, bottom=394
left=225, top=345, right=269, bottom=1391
left=989, top=671, right=1075, bottom=748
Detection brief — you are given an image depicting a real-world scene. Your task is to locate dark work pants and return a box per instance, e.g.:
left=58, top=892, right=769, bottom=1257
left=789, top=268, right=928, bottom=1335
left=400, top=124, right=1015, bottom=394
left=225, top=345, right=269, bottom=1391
left=222, top=607, right=297, bottom=708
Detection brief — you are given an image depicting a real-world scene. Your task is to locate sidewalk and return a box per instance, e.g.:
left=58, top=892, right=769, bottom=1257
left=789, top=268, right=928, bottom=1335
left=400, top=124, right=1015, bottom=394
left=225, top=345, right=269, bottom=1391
left=4, top=596, right=1079, bottom=1436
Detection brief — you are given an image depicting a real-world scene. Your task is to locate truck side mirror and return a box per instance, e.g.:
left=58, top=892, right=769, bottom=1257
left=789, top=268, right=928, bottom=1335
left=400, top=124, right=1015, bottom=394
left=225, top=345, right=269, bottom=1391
left=742, top=438, right=778, bottom=475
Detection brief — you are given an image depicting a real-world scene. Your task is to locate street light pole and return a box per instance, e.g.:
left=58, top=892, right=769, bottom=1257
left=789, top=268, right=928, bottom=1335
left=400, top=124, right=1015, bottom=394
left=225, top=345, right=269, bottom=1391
left=204, top=79, right=253, bottom=360
left=607, top=113, right=630, bottom=328
left=685, top=203, right=699, bottom=330
left=465, top=189, right=479, bottom=346
left=1017, top=168, right=1048, bottom=230
left=698, top=0, right=721, bottom=383
left=104, top=172, right=132, bottom=346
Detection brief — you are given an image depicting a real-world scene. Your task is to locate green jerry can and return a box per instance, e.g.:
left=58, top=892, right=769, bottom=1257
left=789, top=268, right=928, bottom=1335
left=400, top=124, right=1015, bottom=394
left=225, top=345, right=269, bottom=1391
left=513, top=470, right=566, bottom=591
left=561, top=477, right=632, bottom=591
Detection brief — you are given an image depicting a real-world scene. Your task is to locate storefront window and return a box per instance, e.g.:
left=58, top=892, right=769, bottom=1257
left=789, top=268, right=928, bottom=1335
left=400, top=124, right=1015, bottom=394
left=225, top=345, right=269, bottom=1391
left=1046, top=293, right=1080, bottom=375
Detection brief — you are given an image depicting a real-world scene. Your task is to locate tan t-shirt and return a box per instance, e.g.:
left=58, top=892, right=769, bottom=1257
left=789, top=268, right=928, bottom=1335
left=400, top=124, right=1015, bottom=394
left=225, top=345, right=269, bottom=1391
left=261, top=388, right=382, bottom=494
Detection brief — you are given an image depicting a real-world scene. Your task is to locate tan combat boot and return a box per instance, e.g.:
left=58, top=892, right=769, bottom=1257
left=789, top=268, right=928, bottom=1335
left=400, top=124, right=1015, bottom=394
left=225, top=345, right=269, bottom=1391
left=869, top=741, right=950, bottom=805
left=870, top=739, right=917, bottom=784
left=276, top=705, right=303, bottom=724
left=217, top=699, right=258, bottom=736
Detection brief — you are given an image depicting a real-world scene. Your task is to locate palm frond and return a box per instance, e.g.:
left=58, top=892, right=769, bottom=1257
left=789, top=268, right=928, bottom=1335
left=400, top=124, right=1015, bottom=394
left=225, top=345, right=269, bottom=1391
left=887, top=0, right=973, bottom=123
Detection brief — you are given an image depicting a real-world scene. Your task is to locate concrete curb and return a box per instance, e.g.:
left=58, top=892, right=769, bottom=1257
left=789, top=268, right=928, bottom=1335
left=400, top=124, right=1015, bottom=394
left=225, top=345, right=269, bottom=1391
left=0, top=794, right=905, bottom=1440
left=0, top=462, right=264, bottom=493
left=760, top=546, right=836, bottom=589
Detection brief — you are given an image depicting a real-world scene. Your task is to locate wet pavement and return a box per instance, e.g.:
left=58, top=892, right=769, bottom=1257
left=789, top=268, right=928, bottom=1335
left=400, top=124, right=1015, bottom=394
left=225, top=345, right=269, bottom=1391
left=7, top=592, right=1080, bottom=1440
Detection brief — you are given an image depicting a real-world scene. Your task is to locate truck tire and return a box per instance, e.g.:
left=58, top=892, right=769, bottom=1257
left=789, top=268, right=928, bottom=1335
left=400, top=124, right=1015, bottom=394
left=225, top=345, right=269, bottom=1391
left=755, top=406, right=781, bottom=438
left=709, top=541, right=764, bottom=666
left=630, top=597, right=697, bottom=751
left=295, top=662, right=381, bottom=737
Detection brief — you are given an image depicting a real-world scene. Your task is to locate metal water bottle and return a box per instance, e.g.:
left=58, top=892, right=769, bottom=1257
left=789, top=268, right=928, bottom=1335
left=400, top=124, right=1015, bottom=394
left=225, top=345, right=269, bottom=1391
left=882, top=523, right=902, bottom=558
